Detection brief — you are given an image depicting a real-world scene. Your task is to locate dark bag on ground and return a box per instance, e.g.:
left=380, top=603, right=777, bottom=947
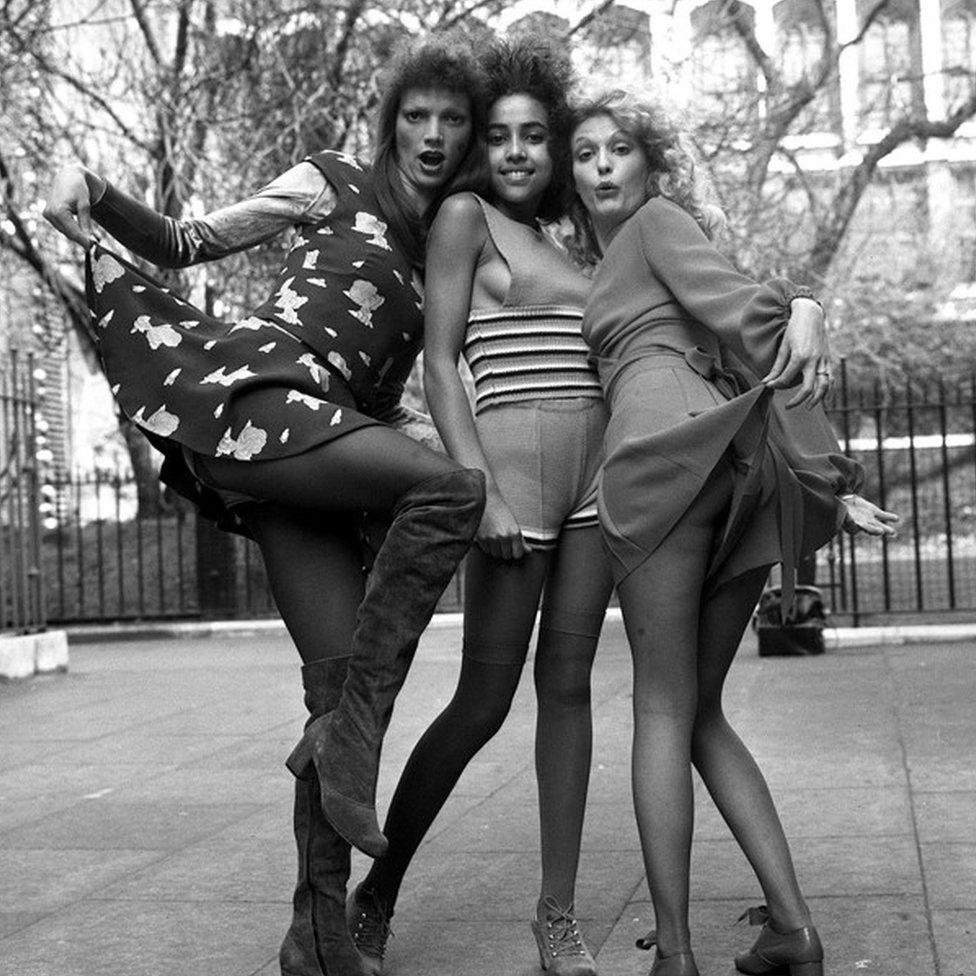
left=753, top=584, right=826, bottom=656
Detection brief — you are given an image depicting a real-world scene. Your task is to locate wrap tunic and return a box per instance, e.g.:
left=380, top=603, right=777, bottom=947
left=581, top=196, right=863, bottom=608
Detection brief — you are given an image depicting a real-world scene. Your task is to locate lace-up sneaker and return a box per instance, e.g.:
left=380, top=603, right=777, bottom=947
left=531, top=896, right=598, bottom=976
left=346, top=884, right=393, bottom=976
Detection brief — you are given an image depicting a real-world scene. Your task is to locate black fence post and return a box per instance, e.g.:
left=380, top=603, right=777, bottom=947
left=195, top=515, right=238, bottom=618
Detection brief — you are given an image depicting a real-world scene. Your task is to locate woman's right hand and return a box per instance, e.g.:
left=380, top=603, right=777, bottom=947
left=42, top=165, right=105, bottom=247
left=476, top=490, right=526, bottom=560
left=762, top=297, right=832, bottom=409
left=841, top=494, right=899, bottom=537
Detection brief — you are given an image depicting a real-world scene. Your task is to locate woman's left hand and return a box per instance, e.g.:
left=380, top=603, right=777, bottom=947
left=762, top=297, right=832, bottom=409
left=841, top=494, right=899, bottom=537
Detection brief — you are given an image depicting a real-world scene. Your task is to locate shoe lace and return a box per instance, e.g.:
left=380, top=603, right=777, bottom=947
left=351, top=888, right=394, bottom=959
left=540, top=896, right=587, bottom=958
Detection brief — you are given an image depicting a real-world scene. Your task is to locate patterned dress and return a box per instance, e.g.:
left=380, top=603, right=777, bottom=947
left=84, top=151, right=427, bottom=529
left=582, top=196, right=864, bottom=609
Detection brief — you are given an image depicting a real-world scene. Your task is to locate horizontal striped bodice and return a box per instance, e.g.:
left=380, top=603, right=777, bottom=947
left=462, top=196, right=602, bottom=413
left=464, top=305, right=603, bottom=413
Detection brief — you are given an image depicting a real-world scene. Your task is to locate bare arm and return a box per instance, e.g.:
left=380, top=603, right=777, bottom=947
left=44, top=161, right=336, bottom=266
left=423, top=194, right=525, bottom=560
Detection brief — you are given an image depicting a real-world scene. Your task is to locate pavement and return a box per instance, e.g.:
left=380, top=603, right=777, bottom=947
left=0, top=617, right=974, bottom=976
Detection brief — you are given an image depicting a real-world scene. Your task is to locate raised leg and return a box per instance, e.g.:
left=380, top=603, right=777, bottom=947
left=212, top=426, right=485, bottom=856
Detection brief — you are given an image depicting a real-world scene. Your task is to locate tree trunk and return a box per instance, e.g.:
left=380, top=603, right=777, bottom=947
left=119, top=419, right=165, bottom=517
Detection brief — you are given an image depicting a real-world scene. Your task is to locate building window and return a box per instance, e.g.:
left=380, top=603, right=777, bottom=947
left=774, top=0, right=842, bottom=134
left=690, top=1, right=759, bottom=122
left=951, top=166, right=976, bottom=281
left=942, top=0, right=976, bottom=109
left=857, top=0, right=923, bottom=130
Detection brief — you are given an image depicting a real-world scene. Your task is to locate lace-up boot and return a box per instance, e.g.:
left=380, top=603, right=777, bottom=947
left=346, top=883, right=393, bottom=975
left=531, top=896, right=598, bottom=975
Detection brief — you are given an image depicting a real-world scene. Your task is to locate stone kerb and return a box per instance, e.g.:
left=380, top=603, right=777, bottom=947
left=0, top=630, right=69, bottom=681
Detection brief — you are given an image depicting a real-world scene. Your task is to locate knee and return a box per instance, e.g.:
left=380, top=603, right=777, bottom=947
left=632, top=683, right=697, bottom=728
left=690, top=707, right=731, bottom=753
left=446, top=693, right=512, bottom=741
left=437, top=467, right=486, bottom=514
left=534, top=662, right=592, bottom=711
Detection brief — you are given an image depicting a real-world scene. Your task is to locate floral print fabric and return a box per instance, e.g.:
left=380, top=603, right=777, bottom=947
left=84, top=151, right=426, bottom=466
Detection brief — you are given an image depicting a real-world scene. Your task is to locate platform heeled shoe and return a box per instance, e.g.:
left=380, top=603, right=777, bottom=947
left=734, top=905, right=824, bottom=976
left=636, top=930, right=699, bottom=976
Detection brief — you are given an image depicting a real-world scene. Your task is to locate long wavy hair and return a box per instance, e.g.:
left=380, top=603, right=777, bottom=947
left=479, top=36, right=576, bottom=223
left=372, top=33, right=488, bottom=268
left=568, top=90, right=714, bottom=267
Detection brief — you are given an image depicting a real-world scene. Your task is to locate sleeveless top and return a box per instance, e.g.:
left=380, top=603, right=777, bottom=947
left=247, top=150, right=426, bottom=414
left=462, top=197, right=602, bottom=414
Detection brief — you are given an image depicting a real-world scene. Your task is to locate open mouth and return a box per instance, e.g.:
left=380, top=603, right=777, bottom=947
left=418, top=151, right=445, bottom=168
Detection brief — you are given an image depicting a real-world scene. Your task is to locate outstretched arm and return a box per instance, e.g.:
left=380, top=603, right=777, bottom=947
left=423, top=195, right=525, bottom=560
left=44, top=161, right=335, bottom=267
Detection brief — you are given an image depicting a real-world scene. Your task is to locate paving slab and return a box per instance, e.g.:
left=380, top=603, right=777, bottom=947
left=1, top=618, right=974, bottom=975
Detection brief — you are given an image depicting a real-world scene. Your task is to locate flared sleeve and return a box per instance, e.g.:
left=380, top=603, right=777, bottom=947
left=90, top=161, right=336, bottom=268
left=634, top=197, right=815, bottom=376
left=769, top=391, right=864, bottom=499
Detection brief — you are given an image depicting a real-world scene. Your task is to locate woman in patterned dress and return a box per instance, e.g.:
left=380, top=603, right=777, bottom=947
left=44, top=35, right=488, bottom=976
left=347, top=40, right=611, bottom=976
left=569, top=92, right=897, bottom=976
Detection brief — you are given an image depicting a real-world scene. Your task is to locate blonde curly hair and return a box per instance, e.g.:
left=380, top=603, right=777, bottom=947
left=568, top=90, right=715, bottom=267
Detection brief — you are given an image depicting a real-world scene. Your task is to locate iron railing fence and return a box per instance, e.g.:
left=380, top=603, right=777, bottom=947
left=41, top=471, right=464, bottom=624
left=1, top=352, right=45, bottom=634
left=33, top=362, right=976, bottom=627
left=820, top=363, right=976, bottom=623
left=42, top=468, right=280, bottom=623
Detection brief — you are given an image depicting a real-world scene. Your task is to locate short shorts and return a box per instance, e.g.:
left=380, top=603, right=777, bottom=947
left=475, top=397, right=607, bottom=550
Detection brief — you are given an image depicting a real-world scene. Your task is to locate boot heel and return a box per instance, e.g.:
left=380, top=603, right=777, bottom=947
left=285, top=729, right=316, bottom=779
left=790, top=964, right=823, bottom=976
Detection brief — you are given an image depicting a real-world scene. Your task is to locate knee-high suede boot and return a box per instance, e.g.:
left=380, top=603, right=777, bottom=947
left=280, top=659, right=366, bottom=976
left=286, top=467, right=485, bottom=857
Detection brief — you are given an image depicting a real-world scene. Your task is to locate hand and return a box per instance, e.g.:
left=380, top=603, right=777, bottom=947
left=841, top=494, right=899, bottom=537
left=762, top=297, right=832, bottom=409
left=42, top=165, right=104, bottom=248
left=476, top=492, right=525, bottom=560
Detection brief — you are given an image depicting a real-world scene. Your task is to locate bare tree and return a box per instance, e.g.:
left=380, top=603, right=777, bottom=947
left=0, top=0, right=507, bottom=506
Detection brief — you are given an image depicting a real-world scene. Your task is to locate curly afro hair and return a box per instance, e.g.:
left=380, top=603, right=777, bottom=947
left=480, top=35, right=576, bottom=221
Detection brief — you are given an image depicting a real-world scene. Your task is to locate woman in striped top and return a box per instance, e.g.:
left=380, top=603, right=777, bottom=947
left=349, top=38, right=612, bottom=976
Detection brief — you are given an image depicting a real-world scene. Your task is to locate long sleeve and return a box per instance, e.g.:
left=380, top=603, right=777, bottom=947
left=89, top=161, right=337, bottom=268
left=769, top=391, right=864, bottom=497
left=722, top=346, right=864, bottom=497
left=635, top=197, right=811, bottom=376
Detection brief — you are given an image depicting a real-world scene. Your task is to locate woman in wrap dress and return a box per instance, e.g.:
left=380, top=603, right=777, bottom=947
left=569, top=92, right=897, bottom=976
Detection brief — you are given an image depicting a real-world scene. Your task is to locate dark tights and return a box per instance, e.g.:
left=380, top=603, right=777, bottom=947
left=617, top=463, right=810, bottom=958
left=363, top=525, right=613, bottom=914
left=204, top=425, right=462, bottom=663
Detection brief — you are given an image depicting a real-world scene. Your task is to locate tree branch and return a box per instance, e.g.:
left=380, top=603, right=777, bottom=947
left=328, top=0, right=367, bottom=92
left=811, top=89, right=976, bottom=276
left=566, top=0, right=617, bottom=39
left=128, top=0, right=163, bottom=65
left=725, top=0, right=777, bottom=89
